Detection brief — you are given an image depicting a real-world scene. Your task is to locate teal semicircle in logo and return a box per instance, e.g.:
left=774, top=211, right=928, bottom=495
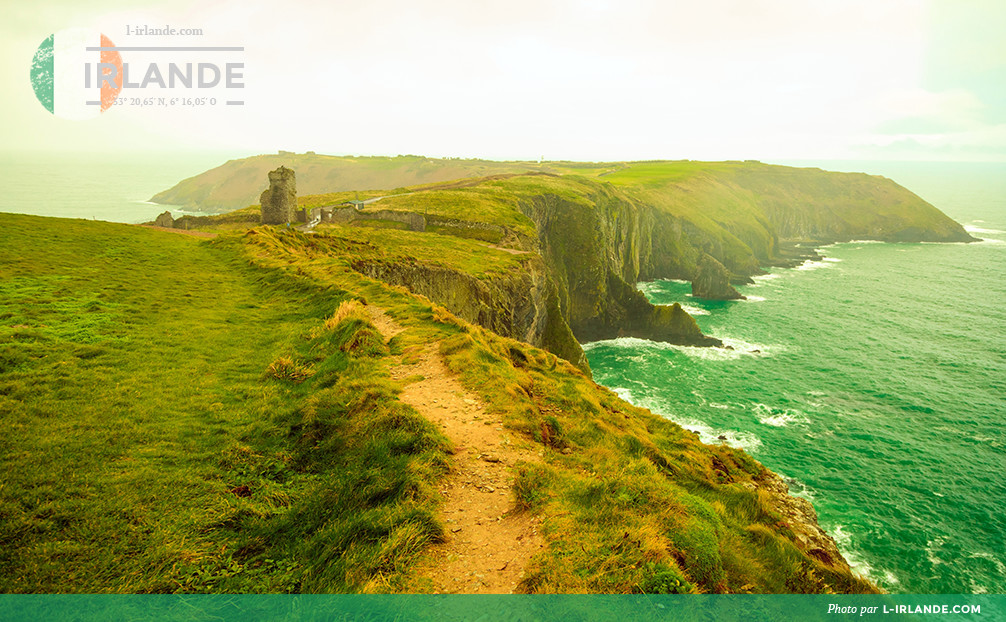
left=31, top=34, right=55, bottom=114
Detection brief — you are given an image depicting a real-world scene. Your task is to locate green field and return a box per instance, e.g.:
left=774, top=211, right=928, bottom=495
left=0, top=214, right=449, bottom=592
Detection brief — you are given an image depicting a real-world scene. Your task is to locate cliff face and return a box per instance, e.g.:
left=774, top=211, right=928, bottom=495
left=346, top=183, right=726, bottom=371
left=350, top=162, right=978, bottom=368
left=350, top=256, right=589, bottom=372
left=518, top=188, right=719, bottom=348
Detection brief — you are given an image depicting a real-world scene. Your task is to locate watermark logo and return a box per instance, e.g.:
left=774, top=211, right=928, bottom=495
left=30, top=29, right=122, bottom=120
left=30, top=26, right=245, bottom=119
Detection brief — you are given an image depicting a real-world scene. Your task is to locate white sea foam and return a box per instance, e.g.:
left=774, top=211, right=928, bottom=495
left=682, top=422, right=762, bottom=453
left=680, top=304, right=710, bottom=316
left=822, top=256, right=842, bottom=263
left=969, top=552, right=1006, bottom=575
left=795, top=259, right=836, bottom=271
left=612, top=387, right=635, bottom=402
left=635, top=282, right=659, bottom=296
left=965, top=225, right=1006, bottom=235
left=582, top=336, right=776, bottom=361
left=775, top=471, right=818, bottom=502
left=830, top=525, right=883, bottom=581
left=677, top=336, right=776, bottom=360
left=742, top=295, right=767, bottom=302
left=581, top=337, right=672, bottom=353
left=610, top=389, right=762, bottom=453
left=926, top=537, right=946, bottom=566
left=750, top=273, right=781, bottom=283
left=719, top=336, right=777, bottom=354
left=753, top=403, right=809, bottom=427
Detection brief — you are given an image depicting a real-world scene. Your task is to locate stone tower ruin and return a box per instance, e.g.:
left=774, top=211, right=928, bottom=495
left=260, top=166, right=297, bottom=224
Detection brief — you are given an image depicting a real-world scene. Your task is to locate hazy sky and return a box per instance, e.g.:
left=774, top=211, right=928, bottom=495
left=3, top=0, right=1004, bottom=161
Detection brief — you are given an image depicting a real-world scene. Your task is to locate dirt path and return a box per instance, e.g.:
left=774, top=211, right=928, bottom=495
left=365, top=306, right=544, bottom=594
left=486, top=244, right=531, bottom=255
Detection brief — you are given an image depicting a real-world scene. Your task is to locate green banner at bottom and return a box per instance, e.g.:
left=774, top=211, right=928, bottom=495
left=0, top=595, right=1001, bottom=622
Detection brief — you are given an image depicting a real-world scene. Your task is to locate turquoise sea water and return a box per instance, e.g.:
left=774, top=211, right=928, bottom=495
left=585, top=161, right=1006, bottom=594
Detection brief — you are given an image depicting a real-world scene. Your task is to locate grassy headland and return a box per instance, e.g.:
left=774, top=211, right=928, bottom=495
left=0, top=211, right=878, bottom=594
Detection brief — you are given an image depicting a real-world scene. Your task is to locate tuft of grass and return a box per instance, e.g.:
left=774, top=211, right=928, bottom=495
left=512, top=463, right=553, bottom=512
left=265, top=356, right=315, bottom=383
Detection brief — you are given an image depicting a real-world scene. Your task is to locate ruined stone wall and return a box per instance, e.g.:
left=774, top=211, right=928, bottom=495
left=260, top=167, right=297, bottom=224
left=315, top=206, right=426, bottom=231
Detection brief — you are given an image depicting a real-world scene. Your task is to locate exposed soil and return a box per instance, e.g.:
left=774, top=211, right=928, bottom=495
left=366, top=306, right=544, bottom=594
left=486, top=244, right=532, bottom=255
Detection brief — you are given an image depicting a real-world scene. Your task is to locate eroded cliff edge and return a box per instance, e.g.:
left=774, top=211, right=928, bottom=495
left=343, top=167, right=974, bottom=373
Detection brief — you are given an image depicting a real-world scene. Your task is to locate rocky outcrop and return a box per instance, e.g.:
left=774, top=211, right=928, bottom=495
left=260, top=167, right=297, bottom=225
left=691, top=254, right=745, bottom=300
left=154, top=211, right=174, bottom=228
left=745, top=471, right=851, bottom=572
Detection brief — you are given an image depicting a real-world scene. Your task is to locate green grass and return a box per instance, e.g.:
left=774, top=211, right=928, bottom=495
left=346, top=219, right=410, bottom=231
left=373, top=187, right=536, bottom=237
left=0, top=214, right=449, bottom=593
left=312, top=224, right=528, bottom=279
left=298, top=191, right=387, bottom=209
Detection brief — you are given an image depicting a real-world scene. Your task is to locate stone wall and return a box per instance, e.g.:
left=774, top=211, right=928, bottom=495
left=304, top=205, right=426, bottom=231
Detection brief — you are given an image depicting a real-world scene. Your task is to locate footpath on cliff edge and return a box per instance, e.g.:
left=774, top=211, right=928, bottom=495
left=366, top=306, right=544, bottom=594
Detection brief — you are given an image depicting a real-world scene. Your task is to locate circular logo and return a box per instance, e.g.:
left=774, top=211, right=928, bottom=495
left=30, top=28, right=122, bottom=120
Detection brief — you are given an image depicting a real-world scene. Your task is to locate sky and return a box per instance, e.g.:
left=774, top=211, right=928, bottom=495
left=3, top=0, right=1004, bottom=162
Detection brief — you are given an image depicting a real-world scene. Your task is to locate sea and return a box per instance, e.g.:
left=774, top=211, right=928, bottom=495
left=585, top=160, right=1006, bottom=594
left=1, top=153, right=1002, bottom=594
left=0, top=151, right=241, bottom=223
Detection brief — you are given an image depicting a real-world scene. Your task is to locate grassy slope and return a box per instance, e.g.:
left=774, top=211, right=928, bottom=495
left=0, top=214, right=449, bottom=592
left=151, top=154, right=551, bottom=212
left=312, top=225, right=528, bottom=279
left=0, top=214, right=877, bottom=594
left=600, top=161, right=970, bottom=249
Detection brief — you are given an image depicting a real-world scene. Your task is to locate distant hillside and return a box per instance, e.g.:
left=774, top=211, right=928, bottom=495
left=598, top=160, right=976, bottom=273
left=152, top=154, right=974, bottom=257
left=150, top=152, right=555, bottom=211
